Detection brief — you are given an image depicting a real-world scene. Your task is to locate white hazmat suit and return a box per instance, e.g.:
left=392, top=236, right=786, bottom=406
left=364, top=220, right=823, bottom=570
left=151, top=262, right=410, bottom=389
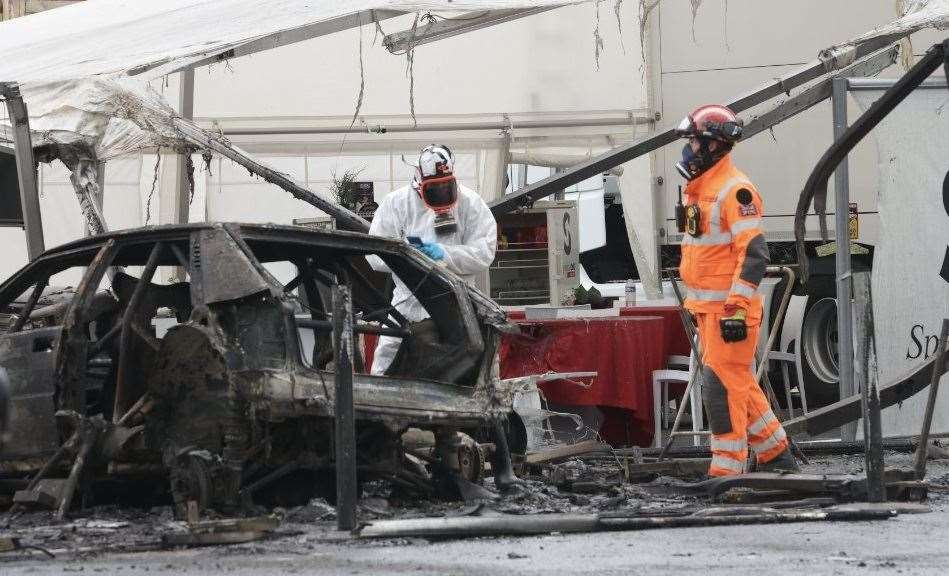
left=366, top=183, right=497, bottom=375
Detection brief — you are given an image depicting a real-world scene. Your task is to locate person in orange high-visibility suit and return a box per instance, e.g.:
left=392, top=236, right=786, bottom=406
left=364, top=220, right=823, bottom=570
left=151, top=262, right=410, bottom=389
left=675, top=104, right=798, bottom=476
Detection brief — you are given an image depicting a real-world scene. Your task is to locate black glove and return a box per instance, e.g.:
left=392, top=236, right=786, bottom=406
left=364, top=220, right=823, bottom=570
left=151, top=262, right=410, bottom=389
left=720, top=308, right=748, bottom=343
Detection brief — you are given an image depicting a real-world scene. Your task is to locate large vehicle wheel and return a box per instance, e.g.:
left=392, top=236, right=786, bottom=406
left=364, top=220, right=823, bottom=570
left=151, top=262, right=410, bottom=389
left=766, top=241, right=874, bottom=411
left=766, top=281, right=841, bottom=410
left=798, top=297, right=841, bottom=407
left=169, top=451, right=212, bottom=518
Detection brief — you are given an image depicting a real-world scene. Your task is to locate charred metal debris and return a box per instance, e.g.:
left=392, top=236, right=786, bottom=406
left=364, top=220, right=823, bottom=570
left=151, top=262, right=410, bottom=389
left=0, top=41, right=946, bottom=536
left=0, top=222, right=516, bottom=521
left=0, top=219, right=942, bottom=543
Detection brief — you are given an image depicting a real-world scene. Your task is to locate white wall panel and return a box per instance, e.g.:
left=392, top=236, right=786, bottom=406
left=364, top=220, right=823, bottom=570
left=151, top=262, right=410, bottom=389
left=206, top=181, right=327, bottom=223
left=308, top=154, right=390, bottom=183
left=103, top=156, right=145, bottom=231
left=191, top=3, right=647, bottom=118
left=658, top=1, right=898, bottom=73
left=649, top=1, right=936, bottom=244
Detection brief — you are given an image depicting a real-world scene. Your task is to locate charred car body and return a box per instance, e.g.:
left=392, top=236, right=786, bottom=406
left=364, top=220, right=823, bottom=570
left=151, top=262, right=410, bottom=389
left=0, top=222, right=515, bottom=515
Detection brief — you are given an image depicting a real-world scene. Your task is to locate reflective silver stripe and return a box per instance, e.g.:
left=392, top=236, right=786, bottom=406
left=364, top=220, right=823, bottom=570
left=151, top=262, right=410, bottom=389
left=710, top=454, right=745, bottom=473
left=687, top=288, right=730, bottom=301
left=682, top=231, right=732, bottom=246
left=683, top=177, right=750, bottom=246
left=748, top=410, right=778, bottom=436
left=750, top=426, right=787, bottom=454
left=711, top=437, right=747, bottom=453
left=708, top=177, right=752, bottom=235
left=729, top=218, right=762, bottom=234
left=730, top=282, right=758, bottom=299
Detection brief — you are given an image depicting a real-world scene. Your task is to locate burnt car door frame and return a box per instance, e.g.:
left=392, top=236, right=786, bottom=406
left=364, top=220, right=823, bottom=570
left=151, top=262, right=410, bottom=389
left=56, top=236, right=191, bottom=426
left=0, top=240, right=111, bottom=459
left=54, top=239, right=118, bottom=418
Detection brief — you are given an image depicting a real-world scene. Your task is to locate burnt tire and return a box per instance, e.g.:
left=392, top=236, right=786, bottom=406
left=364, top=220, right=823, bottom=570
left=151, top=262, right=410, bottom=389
left=150, top=323, right=246, bottom=516
left=169, top=452, right=212, bottom=519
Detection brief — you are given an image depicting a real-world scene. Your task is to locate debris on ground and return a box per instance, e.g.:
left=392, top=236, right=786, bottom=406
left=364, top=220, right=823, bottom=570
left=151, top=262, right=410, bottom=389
left=0, top=449, right=945, bottom=561
left=162, top=514, right=283, bottom=547
left=355, top=503, right=899, bottom=539
left=0, top=225, right=520, bottom=522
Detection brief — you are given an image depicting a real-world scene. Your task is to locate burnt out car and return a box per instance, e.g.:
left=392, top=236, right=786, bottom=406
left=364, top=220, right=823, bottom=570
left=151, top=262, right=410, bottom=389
left=0, top=223, right=515, bottom=515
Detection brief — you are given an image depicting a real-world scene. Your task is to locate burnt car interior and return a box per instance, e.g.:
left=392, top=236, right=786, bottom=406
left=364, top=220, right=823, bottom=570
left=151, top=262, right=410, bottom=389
left=0, top=225, right=487, bottom=423
left=240, top=230, right=486, bottom=384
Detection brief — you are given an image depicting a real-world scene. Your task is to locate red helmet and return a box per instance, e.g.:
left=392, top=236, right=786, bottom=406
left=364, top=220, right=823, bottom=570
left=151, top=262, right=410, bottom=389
left=676, top=104, right=743, bottom=143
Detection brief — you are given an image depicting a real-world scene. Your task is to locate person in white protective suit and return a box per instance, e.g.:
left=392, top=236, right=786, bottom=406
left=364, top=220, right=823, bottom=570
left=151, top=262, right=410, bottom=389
left=366, top=144, right=498, bottom=375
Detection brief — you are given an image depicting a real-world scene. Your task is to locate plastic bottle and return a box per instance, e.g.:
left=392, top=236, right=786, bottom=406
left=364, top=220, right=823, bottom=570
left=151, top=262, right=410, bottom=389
left=625, top=279, right=636, bottom=307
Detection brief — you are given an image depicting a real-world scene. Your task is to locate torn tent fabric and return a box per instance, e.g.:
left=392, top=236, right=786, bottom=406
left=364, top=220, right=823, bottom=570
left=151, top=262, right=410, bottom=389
left=0, top=1, right=590, bottom=84
left=1, top=0, right=948, bottom=163
left=0, top=0, right=590, bottom=159
left=837, top=0, right=949, bottom=50
left=15, top=78, right=182, bottom=161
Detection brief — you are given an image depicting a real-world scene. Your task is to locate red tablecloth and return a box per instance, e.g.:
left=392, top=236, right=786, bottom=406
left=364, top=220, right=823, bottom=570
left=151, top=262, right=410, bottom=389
left=362, top=334, right=378, bottom=374
left=500, top=316, right=677, bottom=446
left=619, top=306, right=691, bottom=359
left=505, top=306, right=691, bottom=357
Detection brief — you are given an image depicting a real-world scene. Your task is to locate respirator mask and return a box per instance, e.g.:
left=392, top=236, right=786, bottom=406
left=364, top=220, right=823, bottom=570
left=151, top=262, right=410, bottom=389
left=675, top=143, right=702, bottom=180
left=675, top=140, right=732, bottom=181
left=414, top=145, right=459, bottom=235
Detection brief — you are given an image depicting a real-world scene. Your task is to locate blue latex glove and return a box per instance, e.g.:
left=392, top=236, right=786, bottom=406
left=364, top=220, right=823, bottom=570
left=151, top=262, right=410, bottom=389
left=419, top=241, right=445, bottom=261
left=406, top=236, right=445, bottom=261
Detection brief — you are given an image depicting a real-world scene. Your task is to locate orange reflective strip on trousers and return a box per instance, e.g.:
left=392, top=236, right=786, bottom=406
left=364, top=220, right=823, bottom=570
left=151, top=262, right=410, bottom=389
left=697, top=312, right=789, bottom=477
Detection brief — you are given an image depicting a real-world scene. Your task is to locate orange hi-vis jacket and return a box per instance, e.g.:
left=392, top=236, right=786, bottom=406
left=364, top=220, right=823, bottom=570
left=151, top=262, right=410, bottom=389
left=679, top=154, right=769, bottom=317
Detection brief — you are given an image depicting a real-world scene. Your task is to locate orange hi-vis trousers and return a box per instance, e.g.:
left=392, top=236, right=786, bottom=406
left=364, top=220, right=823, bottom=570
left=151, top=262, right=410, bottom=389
left=696, top=311, right=789, bottom=476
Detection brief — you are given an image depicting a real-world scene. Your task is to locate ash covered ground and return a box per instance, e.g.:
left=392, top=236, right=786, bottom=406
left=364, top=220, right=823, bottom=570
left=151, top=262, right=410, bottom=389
left=3, top=453, right=949, bottom=575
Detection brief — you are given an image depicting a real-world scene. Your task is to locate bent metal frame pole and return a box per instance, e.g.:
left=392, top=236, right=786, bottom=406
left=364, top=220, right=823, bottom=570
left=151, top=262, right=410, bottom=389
left=1, top=83, right=45, bottom=259
left=489, top=36, right=906, bottom=218
left=333, top=281, right=357, bottom=531
left=831, top=77, right=857, bottom=442
left=853, top=271, right=885, bottom=502
left=794, top=40, right=948, bottom=278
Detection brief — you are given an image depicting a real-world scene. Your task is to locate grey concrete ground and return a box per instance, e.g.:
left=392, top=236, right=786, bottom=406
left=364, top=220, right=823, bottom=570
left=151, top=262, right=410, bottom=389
left=3, top=453, right=949, bottom=575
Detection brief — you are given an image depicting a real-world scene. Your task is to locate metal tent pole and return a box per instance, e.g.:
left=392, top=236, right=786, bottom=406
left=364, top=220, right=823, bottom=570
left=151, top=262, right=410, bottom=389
left=1, top=83, right=44, bottom=259
left=490, top=39, right=904, bottom=217
left=832, top=77, right=857, bottom=441
left=853, top=271, right=885, bottom=502
left=333, top=281, right=357, bottom=531
left=176, top=69, right=195, bottom=225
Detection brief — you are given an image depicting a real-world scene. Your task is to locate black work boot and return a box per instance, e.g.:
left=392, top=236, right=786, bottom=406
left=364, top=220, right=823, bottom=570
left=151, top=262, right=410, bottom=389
left=756, top=447, right=800, bottom=473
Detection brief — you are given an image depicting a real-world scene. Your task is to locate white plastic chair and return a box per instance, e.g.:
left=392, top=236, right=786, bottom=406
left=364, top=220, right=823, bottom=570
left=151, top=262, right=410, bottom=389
left=652, top=353, right=704, bottom=448
left=770, top=295, right=811, bottom=418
